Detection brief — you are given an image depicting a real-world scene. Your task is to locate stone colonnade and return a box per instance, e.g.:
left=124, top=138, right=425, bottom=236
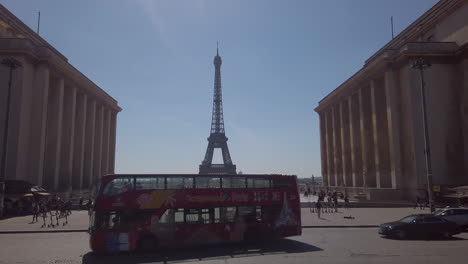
left=318, top=68, right=400, bottom=190
left=0, top=51, right=120, bottom=194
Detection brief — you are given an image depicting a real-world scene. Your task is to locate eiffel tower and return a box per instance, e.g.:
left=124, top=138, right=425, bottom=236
left=199, top=46, right=237, bottom=175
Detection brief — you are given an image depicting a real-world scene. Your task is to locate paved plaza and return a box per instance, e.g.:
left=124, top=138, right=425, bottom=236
left=0, top=207, right=431, bottom=232
left=0, top=207, right=465, bottom=264
left=0, top=228, right=467, bottom=264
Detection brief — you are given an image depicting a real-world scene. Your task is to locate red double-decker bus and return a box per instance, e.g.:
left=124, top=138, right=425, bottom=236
left=89, top=174, right=301, bottom=252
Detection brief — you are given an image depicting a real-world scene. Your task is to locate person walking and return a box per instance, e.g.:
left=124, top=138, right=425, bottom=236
left=414, top=196, right=421, bottom=209
left=79, top=197, right=83, bottom=211
left=86, top=199, right=93, bottom=215
left=344, top=196, right=350, bottom=209
left=315, top=201, right=322, bottom=218
left=333, top=196, right=339, bottom=212
left=39, top=202, right=48, bottom=228
left=31, top=202, right=39, bottom=223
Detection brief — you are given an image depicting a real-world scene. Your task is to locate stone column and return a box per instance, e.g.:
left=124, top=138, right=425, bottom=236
left=374, top=78, right=392, bottom=188
left=109, top=111, right=117, bottom=173
left=326, top=110, right=335, bottom=186
left=59, top=85, right=77, bottom=193
left=93, top=104, right=104, bottom=184
left=359, top=88, right=368, bottom=188
left=332, top=106, right=341, bottom=186
left=350, top=93, right=363, bottom=187
left=461, top=60, right=468, bottom=184
left=83, top=99, right=96, bottom=189
left=0, top=57, right=35, bottom=182
left=27, top=63, right=49, bottom=186
left=339, top=102, right=346, bottom=187
left=385, top=68, right=401, bottom=189
left=319, top=111, right=328, bottom=186
left=43, top=78, right=64, bottom=190
left=348, top=95, right=356, bottom=187
left=370, top=80, right=381, bottom=188
left=72, top=93, right=87, bottom=191
left=340, top=100, right=352, bottom=187
left=359, top=88, right=371, bottom=187
left=101, top=108, right=111, bottom=175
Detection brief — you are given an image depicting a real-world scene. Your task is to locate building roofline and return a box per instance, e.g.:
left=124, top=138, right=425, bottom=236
left=0, top=4, right=67, bottom=61
left=0, top=4, right=121, bottom=112
left=316, top=0, right=465, bottom=110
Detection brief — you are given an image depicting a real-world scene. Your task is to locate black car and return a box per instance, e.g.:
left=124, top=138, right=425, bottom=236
left=378, top=214, right=461, bottom=239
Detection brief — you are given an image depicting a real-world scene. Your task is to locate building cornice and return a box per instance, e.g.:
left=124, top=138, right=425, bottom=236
left=0, top=4, right=121, bottom=112
left=0, top=38, right=122, bottom=112
left=315, top=42, right=460, bottom=112
left=365, top=0, right=465, bottom=65
left=0, top=4, right=67, bottom=61
left=315, top=0, right=467, bottom=113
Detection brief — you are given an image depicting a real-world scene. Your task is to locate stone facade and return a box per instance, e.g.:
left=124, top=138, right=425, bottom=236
left=315, top=0, right=468, bottom=201
left=0, top=5, right=121, bottom=195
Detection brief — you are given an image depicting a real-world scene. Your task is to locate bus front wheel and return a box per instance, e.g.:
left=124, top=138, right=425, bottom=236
left=137, top=235, right=158, bottom=252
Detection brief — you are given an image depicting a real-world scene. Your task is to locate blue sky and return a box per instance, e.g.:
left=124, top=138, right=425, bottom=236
left=3, top=0, right=438, bottom=178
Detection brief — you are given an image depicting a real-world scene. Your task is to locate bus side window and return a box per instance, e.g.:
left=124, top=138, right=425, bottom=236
left=222, top=177, right=246, bottom=188
left=185, top=209, right=200, bottom=223
left=135, top=177, right=164, bottom=190
left=166, top=177, right=193, bottom=189
left=262, top=205, right=282, bottom=221
left=200, top=209, right=210, bottom=224
left=103, top=177, right=134, bottom=196
left=272, top=178, right=292, bottom=189
left=107, top=212, right=120, bottom=228
left=213, top=208, right=220, bottom=223
left=256, top=206, right=262, bottom=221
left=220, top=207, right=236, bottom=223
left=247, top=178, right=271, bottom=189
left=174, top=208, right=184, bottom=223
left=159, top=209, right=175, bottom=224
left=195, top=177, right=221, bottom=189
left=238, top=206, right=256, bottom=222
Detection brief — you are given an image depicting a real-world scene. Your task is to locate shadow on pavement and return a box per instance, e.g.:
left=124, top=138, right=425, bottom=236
left=380, top=235, right=467, bottom=241
left=82, top=238, right=322, bottom=264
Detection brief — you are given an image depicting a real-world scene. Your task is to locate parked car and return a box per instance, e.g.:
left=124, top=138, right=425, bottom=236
left=378, top=214, right=461, bottom=239
left=434, top=208, right=468, bottom=230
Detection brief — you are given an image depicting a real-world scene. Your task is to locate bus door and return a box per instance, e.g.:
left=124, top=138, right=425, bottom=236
left=155, top=208, right=184, bottom=247
left=180, top=208, right=216, bottom=245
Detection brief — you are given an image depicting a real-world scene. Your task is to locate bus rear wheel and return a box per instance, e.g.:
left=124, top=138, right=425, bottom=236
left=137, top=236, right=158, bottom=252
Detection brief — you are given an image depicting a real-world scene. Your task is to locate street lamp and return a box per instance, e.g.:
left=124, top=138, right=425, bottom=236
left=0, top=57, right=22, bottom=217
left=411, top=57, right=435, bottom=213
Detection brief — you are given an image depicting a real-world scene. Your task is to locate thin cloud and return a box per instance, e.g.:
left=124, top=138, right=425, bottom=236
left=134, top=0, right=208, bottom=48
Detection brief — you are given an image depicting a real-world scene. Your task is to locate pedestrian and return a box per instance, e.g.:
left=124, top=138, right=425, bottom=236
left=79, top=197, right=83, bottom=211
left=316, top=201, right=322, bottom=218
left=333, top=196, right=339, bottom=212
left=86, top=199, right=92, bottom=215
left=414, top=196, right=420, bottom=209
left=31, top=202, right=39, bottom=223
left=344, top=196, right=350, bottom=209
left=423, top=196, right=429, bottom=210
left=39, top=202, right=48, bottom=228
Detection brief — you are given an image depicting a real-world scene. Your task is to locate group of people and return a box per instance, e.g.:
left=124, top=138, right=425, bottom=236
left=30, top=196, right=73, bottom=228
left=309, top=190, right=350, bottom=218
left=414, top=196, right=430, bottom=210
left=29, top=196, right=92, bottom=228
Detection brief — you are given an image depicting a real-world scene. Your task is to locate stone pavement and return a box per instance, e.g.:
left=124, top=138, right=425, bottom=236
left=0, top=210, right=90, bottom=233
left=0, top=207, right=432, bottom=233
left=300, top=207, right=430, bottom=227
